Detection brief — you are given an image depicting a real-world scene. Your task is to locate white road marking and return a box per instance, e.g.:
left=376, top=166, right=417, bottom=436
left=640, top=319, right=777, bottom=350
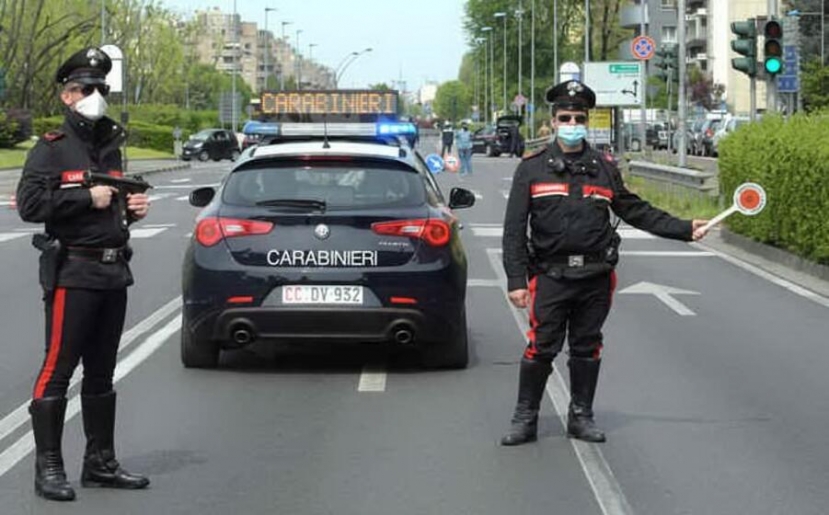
left=155, top=183, right=220, bottom=190
left=357, top=365, right=387, bottom=392
left=0, top=233, right=28, bottom=243
left=130, top=227, right=169, bottom=238
left=620, top=251, right=714, bottom=257
left=467, top=278, right=501, bottom=287
left=140, top=223, right=176, bottom=228
left=692, top=242, right=829, bottom=309
left=618, top=281, right=700, bottom=316
left=169, top=178, right=192, bottom=183
left=471, top=226, right=504, bottom=238
left=0, top=298, right=181, bottom=449
left=0, top=312, right=182, bottom=479
left=176, top=195, right=190, bottom=201
left=485, top=248, right=635, bottom=515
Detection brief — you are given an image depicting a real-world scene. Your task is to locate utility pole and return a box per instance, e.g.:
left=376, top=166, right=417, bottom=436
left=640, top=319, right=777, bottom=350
left=280, top=21, right=292, bottom=90
left=585, top=0, right=590, bottom=63
left=530, top=0, right=535, bottom=138
left=264, top=7, right=276, bottom=92
left=639, top=0, right=647, bottom=151
left=231, top=0, right=238, bottom=133
left=553, top=0, right=559, bottom=83
left=517, top=6, right=524, bottom=109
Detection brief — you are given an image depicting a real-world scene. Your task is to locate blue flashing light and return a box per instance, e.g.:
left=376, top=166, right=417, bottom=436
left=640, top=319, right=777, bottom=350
left=377, top=122, right=417, bottom=136
left=242, top=121, right=280, bottom=136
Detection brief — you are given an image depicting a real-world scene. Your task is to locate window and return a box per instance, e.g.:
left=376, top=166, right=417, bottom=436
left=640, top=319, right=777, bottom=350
left=662, top=26, right=677, bottom=44
left=661, top=0, right=675, bottom=8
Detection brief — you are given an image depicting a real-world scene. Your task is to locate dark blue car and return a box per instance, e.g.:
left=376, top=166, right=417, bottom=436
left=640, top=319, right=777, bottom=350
left=181, top=129, right=475, bottom=369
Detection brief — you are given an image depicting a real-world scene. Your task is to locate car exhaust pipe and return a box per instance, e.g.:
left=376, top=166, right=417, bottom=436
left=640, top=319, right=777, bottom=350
left=230, top=322, right=256, bottom=346
left=391, top=323, right=415, bottom=345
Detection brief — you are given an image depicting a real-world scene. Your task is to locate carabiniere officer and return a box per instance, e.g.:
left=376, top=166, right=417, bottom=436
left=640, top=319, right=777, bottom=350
left=499, top=80, right=710, bottom=446
left=16, top=47, right=151, bottom=501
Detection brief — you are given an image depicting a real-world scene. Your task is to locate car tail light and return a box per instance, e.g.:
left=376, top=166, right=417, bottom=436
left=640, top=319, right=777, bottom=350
left=195, top=217, right=274, bottom=247
left=371, top=219, right=451, bottom=247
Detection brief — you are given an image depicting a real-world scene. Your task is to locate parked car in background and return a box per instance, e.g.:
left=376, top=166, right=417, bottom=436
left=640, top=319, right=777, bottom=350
left=671, top=126, right=695, bottom=154
left=471, top=115, right=524, bottom=157
left=699, top=119, right=723, bottom=157
left=182, top=128, right=241, bottom=162
left=712, top=116, right=750, bottom=157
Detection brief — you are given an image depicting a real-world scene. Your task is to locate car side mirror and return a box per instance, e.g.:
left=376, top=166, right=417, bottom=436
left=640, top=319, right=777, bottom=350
left=189, top=187, right=215, bottom=207
left=448, top=187, right=475, bottom=209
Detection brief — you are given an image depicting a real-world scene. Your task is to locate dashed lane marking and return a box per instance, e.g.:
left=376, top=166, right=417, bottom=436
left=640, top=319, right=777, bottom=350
left=470, top=225, right=656, bottom=240
left=357, top=365, right=387, bottom=392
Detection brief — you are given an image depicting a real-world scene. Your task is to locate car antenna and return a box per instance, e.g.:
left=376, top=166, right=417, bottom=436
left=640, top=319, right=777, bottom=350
left=322, top=112, right=331, bottom=149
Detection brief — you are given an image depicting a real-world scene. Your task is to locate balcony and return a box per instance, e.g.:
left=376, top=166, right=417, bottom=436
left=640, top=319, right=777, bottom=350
left=687, top=32, right=707, bottom=51
left=686, top=0, right=705, bottom=9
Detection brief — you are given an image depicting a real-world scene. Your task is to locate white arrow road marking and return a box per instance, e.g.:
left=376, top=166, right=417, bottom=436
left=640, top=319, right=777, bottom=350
left=469, top=226, right=656, bottom=239
left=155, top=183, right=220, bottom=189
left=130, top=227, right=170, bottom=238
left=485, top=248, right=634, bottom=515
left=176, top=195, right=190, bottom=201
left=619, top=281, right=700, bottom=316
left=357, top=365, right=387, bottom=392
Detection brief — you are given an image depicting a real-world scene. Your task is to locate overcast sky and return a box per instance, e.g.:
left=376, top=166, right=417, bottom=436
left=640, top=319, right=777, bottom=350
left=162, top=0, right=469, bottom=92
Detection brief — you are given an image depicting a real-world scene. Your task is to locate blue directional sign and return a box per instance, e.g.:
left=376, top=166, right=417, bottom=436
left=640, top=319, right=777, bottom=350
left=777, top=44, right=799, bottom=93
left=425, top=154, right=444, bottom=174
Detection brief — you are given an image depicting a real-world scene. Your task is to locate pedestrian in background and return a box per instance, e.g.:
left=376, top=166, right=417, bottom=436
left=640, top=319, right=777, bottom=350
left=16, top=47, right=151, bottom=501
left=441, top=121, right=455, bottom=157
left=456, top=122, right=474, bottom=177
left=499, top=80, right=710, bottom=446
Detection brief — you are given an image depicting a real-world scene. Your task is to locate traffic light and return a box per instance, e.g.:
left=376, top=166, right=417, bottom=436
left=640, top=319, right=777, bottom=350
left=731, top=18, right=757, bottom=77
left=763, top=18, right=784, bottom=76
left=654, top=45, right=679, bottom=82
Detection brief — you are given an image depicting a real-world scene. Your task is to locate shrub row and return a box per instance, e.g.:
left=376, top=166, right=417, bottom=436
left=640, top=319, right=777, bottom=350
left=718, top=111, right=829, bottom=265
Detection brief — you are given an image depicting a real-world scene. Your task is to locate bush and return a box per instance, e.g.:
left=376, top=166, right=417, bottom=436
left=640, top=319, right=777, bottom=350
left=0, top=108, right=33, bottom=147
left=33, top=116, right=64, bottom=136
left=126, top=121, right=179, bottom=154
left=718, top=112, right=829, bottom=265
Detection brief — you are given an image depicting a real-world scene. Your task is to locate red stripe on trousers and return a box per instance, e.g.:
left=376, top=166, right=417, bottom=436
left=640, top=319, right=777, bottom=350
left=33, top=288, right=66, bottom=399
left=594, top=271, right=618, bottom=360
left=524, top=276, right=539, bottom=359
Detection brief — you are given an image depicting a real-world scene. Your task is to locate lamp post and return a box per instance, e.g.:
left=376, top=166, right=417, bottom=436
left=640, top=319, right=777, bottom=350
left=476, top=36, right=488, bottom=125
left=516, top=6, right=525, bottom=113
left=231, top=0, right=238, bottom=133
left=308, top=43, right=317, bottom=88
left=481, top=26, right=494, bottom=123
left=264, top=7, right=276, bottom=92
left=585, top=0, right=590, bottom=63
left=494, top=12, right=507, bottom=112
left=295, top=29, right=303, bottom=90
left=335, top=48, right=372, bottom=87
left=530, top=0, right=535, bottom=138
left=280, top=21, right=292, bottom=90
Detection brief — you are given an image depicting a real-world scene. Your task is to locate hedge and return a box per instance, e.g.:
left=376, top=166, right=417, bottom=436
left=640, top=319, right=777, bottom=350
left=718, top=112, right=829, bottom=265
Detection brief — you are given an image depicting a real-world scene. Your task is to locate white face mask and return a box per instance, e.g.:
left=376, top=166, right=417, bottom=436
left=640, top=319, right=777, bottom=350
left=73, top=89, right=108, bottom=121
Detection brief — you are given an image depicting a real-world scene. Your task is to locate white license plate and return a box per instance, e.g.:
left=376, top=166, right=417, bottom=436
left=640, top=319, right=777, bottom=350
left=281, top=285, right=363, bottom=305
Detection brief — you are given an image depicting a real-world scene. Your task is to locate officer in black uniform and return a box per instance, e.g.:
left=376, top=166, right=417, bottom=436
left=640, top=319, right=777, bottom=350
left=500, top=80, right=710, bottom=446
left=16, top=47, right=151, bottom=501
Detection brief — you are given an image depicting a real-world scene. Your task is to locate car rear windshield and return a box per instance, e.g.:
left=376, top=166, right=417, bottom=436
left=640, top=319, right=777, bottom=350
left=222, top=159, right=426, bottom=209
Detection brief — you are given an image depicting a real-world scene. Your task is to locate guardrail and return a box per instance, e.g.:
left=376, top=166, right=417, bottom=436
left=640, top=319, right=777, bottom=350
left=524, top=136, right=549, bottom=154
left=625, top=160, right=718, bottom=198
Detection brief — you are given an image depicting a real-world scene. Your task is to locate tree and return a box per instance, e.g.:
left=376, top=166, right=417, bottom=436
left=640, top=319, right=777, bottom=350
left=434, top=81, right=471, bottom=122
left=367, top=82, right=392, bottom=91
left=801, top=57, right=829, bottom=111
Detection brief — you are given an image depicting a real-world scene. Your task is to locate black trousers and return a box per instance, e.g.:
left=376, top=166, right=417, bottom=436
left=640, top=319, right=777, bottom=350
left=33, top=287, right=127, bottom=399
left=523, top=271, right=617, bottom=363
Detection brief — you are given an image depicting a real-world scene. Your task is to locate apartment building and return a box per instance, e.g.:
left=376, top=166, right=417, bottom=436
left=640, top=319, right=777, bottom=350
left=192, top=7, right=333, bottom=93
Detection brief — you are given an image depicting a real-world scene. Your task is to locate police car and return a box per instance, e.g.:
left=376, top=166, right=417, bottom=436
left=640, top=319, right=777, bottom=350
left=181, top=91, right=475, bottom=369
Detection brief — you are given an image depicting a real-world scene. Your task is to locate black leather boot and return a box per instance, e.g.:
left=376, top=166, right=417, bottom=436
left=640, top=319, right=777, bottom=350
left=501, top=358, right=552, bottom=446
left=567, top=357, right=606, bottom=443
left=80, top=392, right=149, bottom=489
left=30, top=397, right=76, bottom=501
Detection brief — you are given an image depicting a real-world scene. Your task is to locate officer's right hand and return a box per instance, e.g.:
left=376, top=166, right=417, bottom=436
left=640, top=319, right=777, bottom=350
left=90, top=185, right=117, bottom=209
left=508, top=288, right=531, bottom=309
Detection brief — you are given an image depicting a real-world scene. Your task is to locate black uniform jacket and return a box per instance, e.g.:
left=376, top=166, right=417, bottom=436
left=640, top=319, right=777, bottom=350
left=16, top=111, right=133, bottom=290
left=502, top=142, right=692, bottom=290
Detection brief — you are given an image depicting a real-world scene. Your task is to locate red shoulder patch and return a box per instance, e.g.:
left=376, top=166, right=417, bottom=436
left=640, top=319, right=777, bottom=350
left=43, top=131, right=65, bottom=142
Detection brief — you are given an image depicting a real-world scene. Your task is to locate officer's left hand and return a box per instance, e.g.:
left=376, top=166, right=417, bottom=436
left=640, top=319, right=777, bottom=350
left=127, top=193, right=150, bottom=220
left=691, top=219, right=709, bottom=240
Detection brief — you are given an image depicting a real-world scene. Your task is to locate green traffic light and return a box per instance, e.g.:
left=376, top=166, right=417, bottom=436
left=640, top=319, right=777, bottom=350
left=764, top=58, right=782, bottom=74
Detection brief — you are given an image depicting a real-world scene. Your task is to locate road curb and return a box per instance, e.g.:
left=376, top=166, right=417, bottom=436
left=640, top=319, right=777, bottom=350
left=719, top=228, right=829, bottom=284
left=125, top=161, right=191, bottom=178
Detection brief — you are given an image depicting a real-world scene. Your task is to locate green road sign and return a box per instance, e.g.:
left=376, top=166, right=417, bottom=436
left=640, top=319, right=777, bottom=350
left=609, top=64, right=639, bottom=74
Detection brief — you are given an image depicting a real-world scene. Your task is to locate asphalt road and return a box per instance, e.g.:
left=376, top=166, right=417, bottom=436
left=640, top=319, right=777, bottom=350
left=0, top=143, right=828, bottom=514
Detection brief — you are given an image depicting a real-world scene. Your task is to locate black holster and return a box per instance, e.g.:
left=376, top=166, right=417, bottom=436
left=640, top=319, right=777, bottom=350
left=33, top=233, right=64, bottom=292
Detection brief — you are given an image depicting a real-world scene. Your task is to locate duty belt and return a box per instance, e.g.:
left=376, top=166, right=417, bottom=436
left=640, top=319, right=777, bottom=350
left=543, top=252, right=606, bottom=268
left=65, top=246, right=126, bottom=264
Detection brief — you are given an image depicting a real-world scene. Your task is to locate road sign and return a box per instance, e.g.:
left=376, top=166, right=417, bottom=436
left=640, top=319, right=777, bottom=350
left=701, top=182, right=767, bottom=232
left=444, top=154, right=459, bottom=173
left=777, top=44, right=799, bottom=93
left=583, top=61, right=643, bottom=106
left=425, top=154, right=444, bottom=174
left=101, top=44, right=123, bottom=93
left=631, top=35, right=656, bottom=60
left=560, top=62, right=581, bottom=82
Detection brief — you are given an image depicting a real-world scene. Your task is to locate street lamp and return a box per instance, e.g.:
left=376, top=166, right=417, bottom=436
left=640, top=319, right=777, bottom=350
left=335, top=47, right=372, bottom=87
left=308, top=43, right=317, bottom=88
left=494, top=12, right=507, bottom=112
left=475, top=37, right=488, bottom=125
left=295, top=29, right=303, bottom=90
left=280, top=21, right=292, bottom=90
left=481, top=26, right=494, bottom=123
left=515, top=7, right=525, bottom=103
left=263, top=7, right=276, bottom=92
